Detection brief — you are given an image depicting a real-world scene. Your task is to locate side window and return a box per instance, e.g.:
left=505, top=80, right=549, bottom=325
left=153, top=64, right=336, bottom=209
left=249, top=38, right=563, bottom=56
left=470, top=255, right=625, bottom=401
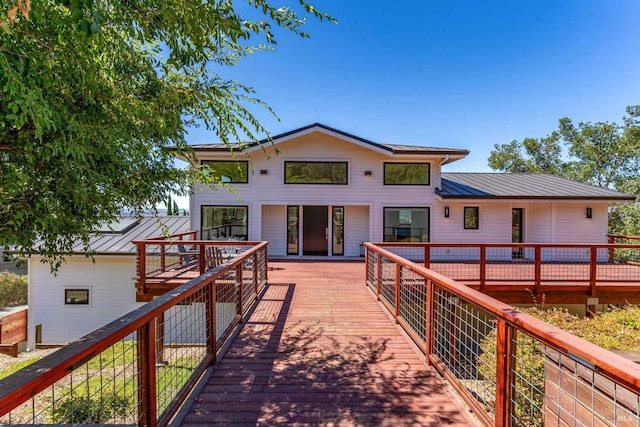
left=464, top=207, right=479, bottom=230
left=65, top=289, right=90, bottom=305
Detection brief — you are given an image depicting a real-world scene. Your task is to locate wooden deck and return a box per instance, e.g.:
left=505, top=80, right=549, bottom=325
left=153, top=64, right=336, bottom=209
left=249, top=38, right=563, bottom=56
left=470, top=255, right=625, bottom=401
left=178, top=261, right=477, bottom=426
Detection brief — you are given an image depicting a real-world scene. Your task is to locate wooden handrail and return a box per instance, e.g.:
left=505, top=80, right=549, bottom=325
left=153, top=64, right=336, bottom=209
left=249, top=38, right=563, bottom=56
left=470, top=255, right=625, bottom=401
left=0, top=242, right=269, bottom=424
left=365, top=242, right=640, bottom=394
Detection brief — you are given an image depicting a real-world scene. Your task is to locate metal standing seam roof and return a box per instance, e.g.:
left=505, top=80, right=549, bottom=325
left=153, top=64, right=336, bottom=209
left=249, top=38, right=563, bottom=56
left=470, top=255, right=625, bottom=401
left=167, top=123, right=470, bottom=158
left=40, top=216, right=192, bottom=255
left=439, top=173, right=636, bottom=200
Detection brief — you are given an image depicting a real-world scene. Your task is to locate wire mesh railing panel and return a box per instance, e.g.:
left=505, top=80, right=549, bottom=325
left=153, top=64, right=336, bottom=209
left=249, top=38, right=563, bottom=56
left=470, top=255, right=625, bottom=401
left=215, top=271, right=240, bottom=342
left=429, top=247, right=481, bottom=281
left=379, top=245, right=425, bottom=262
left=540, top=248, right=590, bottom=281
left=485, top=248, right=535, bottom=282
left=241, top=256, right=257, bottom=313
left=378, top=255, right=397, bottom=310
left=0, top=335, right=141, bottom=425
left=366, top=248, right=377, bottom=287
left=599, top=246, right=640, bottom=282
left=398, top=266, right=427, bottom=343
left=511, top=330, right=640, bottom=427
left=155, top=288, right=208, bottom=420
left=257, top=248, right=267, bottom=290
left=432, top=285, right=497, bottom=421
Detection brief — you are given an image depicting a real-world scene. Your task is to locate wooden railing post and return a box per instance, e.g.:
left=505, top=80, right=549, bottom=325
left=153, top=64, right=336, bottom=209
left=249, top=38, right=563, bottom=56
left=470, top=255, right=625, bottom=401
left=137, top=320, right=157, bottom=427
left=479, top=246, right=486, bottom=291
left=608, top=235, right=615, bottom=263
left=199, top=243, right=206, bottom=275
left=137, top=243, right=146, bottom=296
left=589, top=246, right=598, bottom=297
left=534, top=246, right=541, bottom=295
left=160, top=244, right=166, bottom=272
left=494, top=318, right=513, bottom=427
left=424, top=245, right=430, bottom=269
left=395, top=263, right=401, bottom=322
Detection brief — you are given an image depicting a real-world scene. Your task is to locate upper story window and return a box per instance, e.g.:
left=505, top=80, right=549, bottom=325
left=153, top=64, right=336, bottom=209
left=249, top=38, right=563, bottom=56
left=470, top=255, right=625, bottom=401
left=202, top=160, right=248, bottom=183
left=383, top=163, right=430, bottom=185
left=284, top=161, right=348, bottom=185
left=464, top=206, right=480, bottom=230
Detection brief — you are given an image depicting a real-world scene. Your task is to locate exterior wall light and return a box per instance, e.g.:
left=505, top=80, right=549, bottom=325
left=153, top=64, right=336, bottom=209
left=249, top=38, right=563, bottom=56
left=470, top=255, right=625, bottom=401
left=260, top=169, right=268, bottom=175
left=586, top=207, right=592, bottom=219
left=444, top=206, right=450, bottom=218
left=364, top=170, right=372, bottom=176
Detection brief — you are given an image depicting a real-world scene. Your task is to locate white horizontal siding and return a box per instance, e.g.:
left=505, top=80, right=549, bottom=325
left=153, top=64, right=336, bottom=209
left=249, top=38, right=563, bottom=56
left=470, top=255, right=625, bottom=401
left=345, top=205, right=370, bottom=257
left=28, top=256, right=142, bottom=347
left=261, top=205, right=286, bottom=255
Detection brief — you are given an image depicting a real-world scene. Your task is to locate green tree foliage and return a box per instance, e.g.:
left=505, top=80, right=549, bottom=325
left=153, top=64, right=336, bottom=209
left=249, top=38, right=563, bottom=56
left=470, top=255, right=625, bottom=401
left=0, top=0, right=333, bottom=264
left=0, top=271, right=27, bottom=306
left=488, top=107, right=640, bottom=235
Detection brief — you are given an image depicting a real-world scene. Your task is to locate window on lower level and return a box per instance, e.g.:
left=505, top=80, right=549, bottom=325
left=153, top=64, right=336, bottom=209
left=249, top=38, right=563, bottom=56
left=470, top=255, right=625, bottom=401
left=201, top=206, right=248, bottom=240
left=383, top=207, right=430, bottom=242
left=65, top=289, right=89, bottom=305
left=464, top=206, right=480, bottom=229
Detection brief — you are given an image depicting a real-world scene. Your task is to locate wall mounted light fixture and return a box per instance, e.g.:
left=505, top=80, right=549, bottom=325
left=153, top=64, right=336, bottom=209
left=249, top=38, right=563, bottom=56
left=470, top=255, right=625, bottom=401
left=260, top=169, right=268, bottom=175
left=586, top=207, right=592, bottom=219
left=364, top=170, right=372, bottom=176
left=444, top=206, right=450, bottom=218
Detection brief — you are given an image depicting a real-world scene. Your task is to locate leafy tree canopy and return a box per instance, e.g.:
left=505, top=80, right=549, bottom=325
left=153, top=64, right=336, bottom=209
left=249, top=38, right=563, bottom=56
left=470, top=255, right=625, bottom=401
left=0, top=0, right=333, bottom=264
left=488, top=106, right=640, bottom=235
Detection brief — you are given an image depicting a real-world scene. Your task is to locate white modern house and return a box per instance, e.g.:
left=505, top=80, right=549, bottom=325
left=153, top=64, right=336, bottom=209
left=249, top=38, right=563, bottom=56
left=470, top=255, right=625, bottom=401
left=27, top=123, right=634, bottom=345
left=183, top=123, right=633, bottom=258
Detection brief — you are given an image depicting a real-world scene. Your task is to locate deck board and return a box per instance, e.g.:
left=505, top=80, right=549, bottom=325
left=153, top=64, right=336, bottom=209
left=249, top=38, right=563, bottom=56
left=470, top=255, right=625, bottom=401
left=179, top=261, right=477, bottom=426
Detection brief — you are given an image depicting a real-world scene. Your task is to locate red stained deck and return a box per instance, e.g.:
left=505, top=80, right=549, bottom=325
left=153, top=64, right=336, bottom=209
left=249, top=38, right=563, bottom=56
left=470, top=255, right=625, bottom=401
left=178, top=261, right=477, bottom=426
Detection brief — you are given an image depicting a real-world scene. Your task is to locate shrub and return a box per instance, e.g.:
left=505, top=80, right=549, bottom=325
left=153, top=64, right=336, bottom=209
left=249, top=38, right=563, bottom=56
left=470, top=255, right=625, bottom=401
left=51, top=394, right=130, bottom=424
left=0, top=272, right=27, bottom=307
left=478, top=305, right=640, bottom=427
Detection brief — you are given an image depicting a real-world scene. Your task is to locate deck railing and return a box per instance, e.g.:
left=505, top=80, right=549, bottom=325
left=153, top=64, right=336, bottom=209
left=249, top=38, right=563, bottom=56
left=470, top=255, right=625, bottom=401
left=0, top=241, right=268, bottom=426
left=365, top=242, right=640, bottom=427
left=375, top=242, right=640, bottom=296
left=134, top=235, right=265, bottom=300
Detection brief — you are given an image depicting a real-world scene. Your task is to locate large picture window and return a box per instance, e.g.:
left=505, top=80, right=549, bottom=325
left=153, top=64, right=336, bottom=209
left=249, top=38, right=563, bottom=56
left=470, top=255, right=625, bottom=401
left=201, top=160, right=248, bottom=183
left=383, top=207, right=430, bottom=242
left=284, top=161, right=348, bottom=184
left=384, top=163, right=430, bottom=185
left=201, top=206, right=248, bottom=240
left=464, top=206, right=480, bottom=230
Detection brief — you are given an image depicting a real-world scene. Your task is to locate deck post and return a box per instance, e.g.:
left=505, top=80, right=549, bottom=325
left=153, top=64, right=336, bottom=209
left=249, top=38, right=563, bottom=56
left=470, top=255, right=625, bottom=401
left=137, top=320, right=157, bottom=427
left=424, top=245, right=430, bottom=269
left=534, top=246, right=541, bottom=295
left=199, top=243, right=206, bottom=275
left=608, top=235, right=615, bottom=263
left=137, top=243, right=146, bottom=296
left=479, top=246, right=486, bottom=291
left=494, top=318, right=513, bottom=427
left=588, top=246, right=597, bottom=297
left=160, top=243, right=166, bottom=272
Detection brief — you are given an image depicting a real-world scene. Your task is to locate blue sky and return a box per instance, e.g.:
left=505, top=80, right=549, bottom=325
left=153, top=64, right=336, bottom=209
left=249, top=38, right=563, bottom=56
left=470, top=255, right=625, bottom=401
left=183, top=1, right=640, bottom=186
